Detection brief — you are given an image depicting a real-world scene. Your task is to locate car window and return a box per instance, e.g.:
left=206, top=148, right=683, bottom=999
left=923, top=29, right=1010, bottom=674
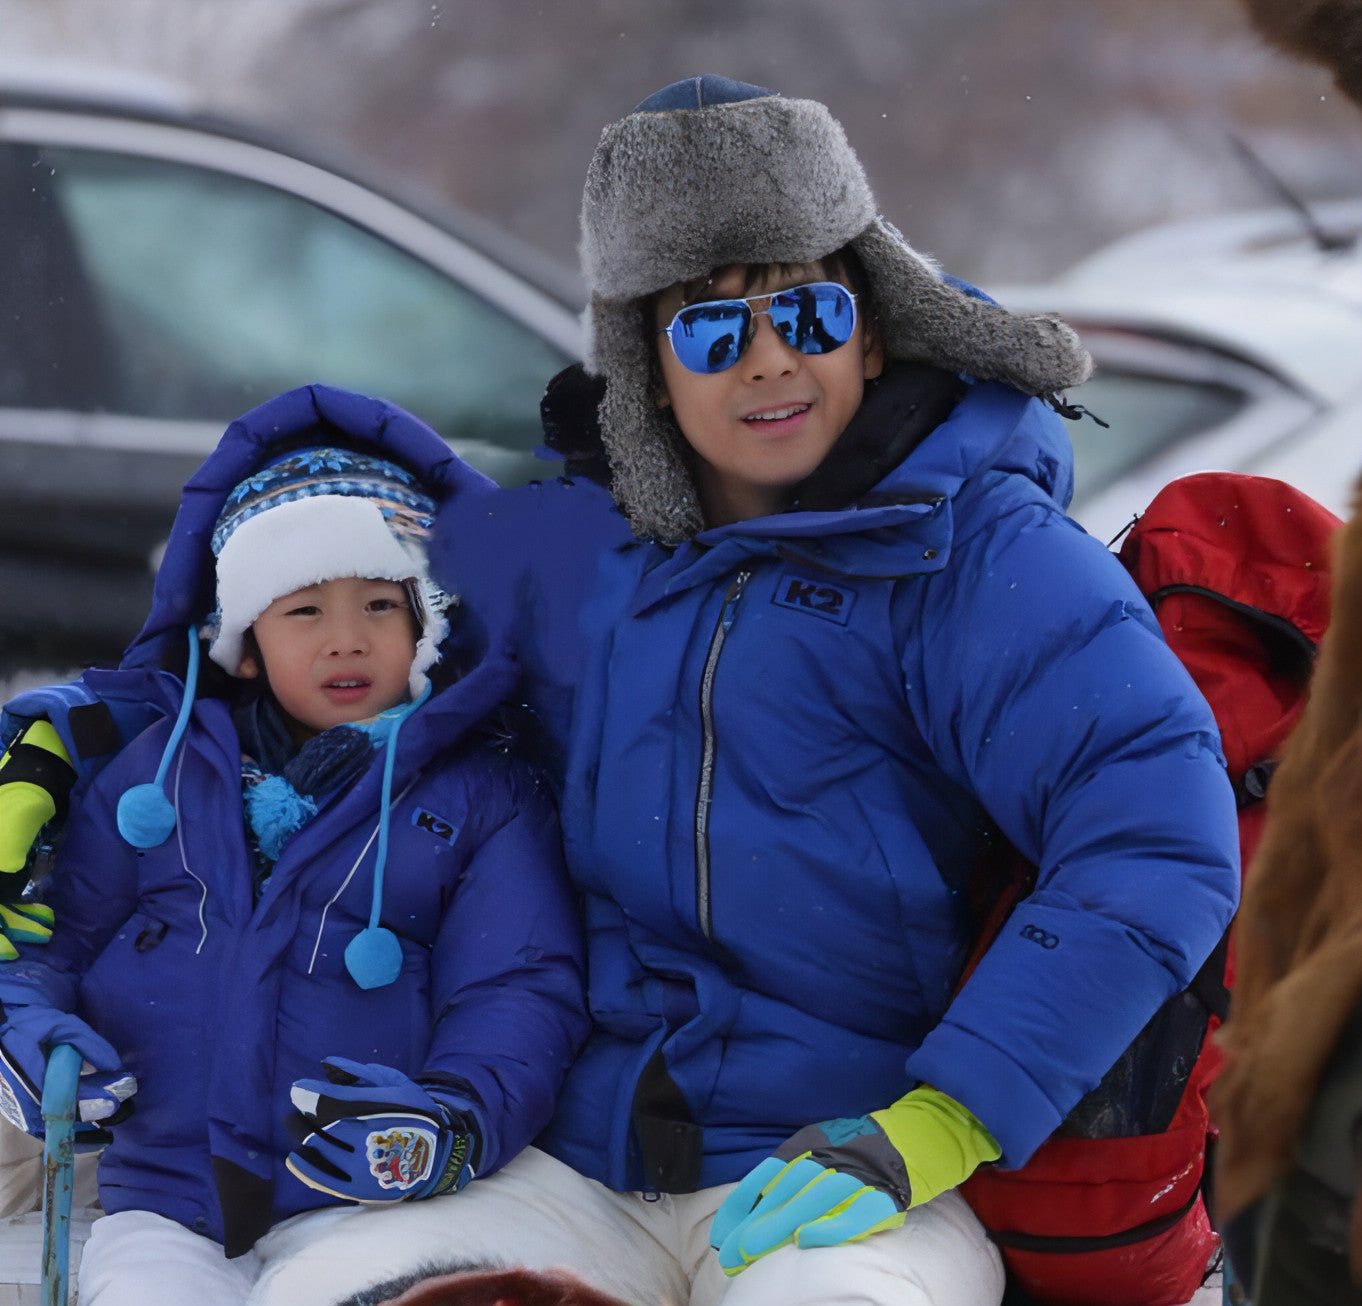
left=1, top=142, right=570, bottom=480
left=1067, top=369, right=1246, bottom=502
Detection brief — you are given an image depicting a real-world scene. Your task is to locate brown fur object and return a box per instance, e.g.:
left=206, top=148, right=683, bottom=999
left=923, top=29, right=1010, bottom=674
left=1212, top=476, right=1362, bottom=1228
left=1241, top=0, right=1362, bottom=107
left=381, top=1267, right=630, bottom=1306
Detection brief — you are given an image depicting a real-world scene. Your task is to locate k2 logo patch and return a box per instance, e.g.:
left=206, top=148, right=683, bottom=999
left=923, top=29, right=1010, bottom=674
left=412, top=808, right=459, bottom=844
left=771, top=573, right=856, bottom=625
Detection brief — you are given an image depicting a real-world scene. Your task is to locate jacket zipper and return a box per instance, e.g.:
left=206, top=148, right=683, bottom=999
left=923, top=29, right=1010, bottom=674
left=694, top=569, right=751, bottom=940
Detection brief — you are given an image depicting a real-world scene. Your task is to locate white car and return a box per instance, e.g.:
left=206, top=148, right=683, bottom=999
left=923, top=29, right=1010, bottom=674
left=995, top=197, right=1362, bottom=545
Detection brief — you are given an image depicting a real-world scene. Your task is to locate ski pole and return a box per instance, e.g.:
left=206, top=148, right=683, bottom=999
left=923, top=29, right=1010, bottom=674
left=40, top=1042, right=81, bottom=1306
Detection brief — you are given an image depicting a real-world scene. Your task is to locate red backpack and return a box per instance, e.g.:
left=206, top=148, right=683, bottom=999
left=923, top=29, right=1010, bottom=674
left=959, top=471, right=1341, bottom=1305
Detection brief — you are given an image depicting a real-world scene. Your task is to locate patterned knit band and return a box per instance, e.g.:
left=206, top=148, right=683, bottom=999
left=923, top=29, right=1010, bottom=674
left=211, top=447, right=436, bottom=557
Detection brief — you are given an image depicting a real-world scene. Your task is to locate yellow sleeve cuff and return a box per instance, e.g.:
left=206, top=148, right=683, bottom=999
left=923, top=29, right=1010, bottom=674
left=870, top=1085, right=1001, bottom=1206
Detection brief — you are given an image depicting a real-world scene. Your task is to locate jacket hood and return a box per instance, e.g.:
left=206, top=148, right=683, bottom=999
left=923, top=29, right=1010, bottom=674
left=105, top=386, right=520, bottom=997
left=123, top=384, right=497, bottom=672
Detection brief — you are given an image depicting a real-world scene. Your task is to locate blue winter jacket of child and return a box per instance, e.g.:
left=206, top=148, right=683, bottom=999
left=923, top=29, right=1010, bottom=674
left=434, top=371, right=1241, bottom=1194
left=0, top=386, right=588, bottom=1252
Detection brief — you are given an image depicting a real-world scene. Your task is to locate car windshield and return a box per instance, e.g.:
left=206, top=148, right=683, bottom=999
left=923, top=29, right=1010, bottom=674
left=1067, top=369, right=1246, bottom=502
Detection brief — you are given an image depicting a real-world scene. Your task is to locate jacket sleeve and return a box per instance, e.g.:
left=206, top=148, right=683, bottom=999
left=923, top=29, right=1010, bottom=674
left=417, top=761, right=587, bottom=1176
left=899, top=492, right=1240, bottom=1167
left=0, top=735, right=149, bottom=1015
left=431, top=478, right=631, bottom=782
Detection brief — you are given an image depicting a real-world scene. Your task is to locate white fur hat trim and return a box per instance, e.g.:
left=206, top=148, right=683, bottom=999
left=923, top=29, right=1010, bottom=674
left=208, top=495, right=448, bottom=695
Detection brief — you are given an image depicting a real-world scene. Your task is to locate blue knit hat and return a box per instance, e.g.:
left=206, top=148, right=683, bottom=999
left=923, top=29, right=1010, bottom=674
left=205, top=447, right=451, bottom=694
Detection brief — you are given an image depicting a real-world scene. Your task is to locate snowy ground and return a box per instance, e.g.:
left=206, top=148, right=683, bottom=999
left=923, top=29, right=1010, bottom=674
left=1194, top=1269, right=1225, bottom=1303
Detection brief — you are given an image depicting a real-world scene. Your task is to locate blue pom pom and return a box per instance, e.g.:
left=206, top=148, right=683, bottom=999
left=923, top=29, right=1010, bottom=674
left=117, top=784, right=177, bottom=849
left=245, top=776, right=318, bottom=862
left=345, top=927, right=403, bottom=990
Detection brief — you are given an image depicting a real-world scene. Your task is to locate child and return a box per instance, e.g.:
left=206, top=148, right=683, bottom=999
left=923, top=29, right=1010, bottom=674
left=0, top=384, right=587, bottom=1305
left=382, top=75, right=1240, bottom=1306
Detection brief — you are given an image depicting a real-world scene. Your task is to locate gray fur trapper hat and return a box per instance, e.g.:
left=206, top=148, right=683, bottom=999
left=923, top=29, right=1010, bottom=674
left=580, top=74, right=1093, bottom=543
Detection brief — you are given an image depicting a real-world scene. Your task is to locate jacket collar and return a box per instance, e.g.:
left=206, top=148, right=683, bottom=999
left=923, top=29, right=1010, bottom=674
left=629, top=378, right=1054, bottom=612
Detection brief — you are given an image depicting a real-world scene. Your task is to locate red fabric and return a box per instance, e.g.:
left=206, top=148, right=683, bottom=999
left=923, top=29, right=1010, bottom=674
left=1118, top=471, right=1338, bottom=785
left=960, top=474, right=1340, bottom=1305
left=962, top=1058, right=1220, bottom=1305
left=992, top=1201, right=1218, bottom=1306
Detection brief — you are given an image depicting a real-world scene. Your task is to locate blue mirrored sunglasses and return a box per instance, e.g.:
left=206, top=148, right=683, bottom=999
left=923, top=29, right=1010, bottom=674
left=657, top=280, right=859, bottom=375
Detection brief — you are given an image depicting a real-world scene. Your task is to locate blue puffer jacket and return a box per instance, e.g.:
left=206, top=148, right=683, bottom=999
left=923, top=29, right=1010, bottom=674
left=436, top=372, right=1240, bottom=1194
left=0, top=386, right=588, bottom=1251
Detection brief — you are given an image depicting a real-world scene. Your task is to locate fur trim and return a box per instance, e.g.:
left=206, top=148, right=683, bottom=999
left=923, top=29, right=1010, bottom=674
left=1240, top=0, right=1362, bottom=107
left=853, top=221, right=1093, bottom=394
left=578, top=86, right=1092, bottom=544
left=580, top=96, right=874, bottom=299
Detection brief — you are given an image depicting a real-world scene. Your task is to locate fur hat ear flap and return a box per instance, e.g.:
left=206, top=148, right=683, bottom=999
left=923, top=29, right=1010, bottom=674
left=589, top=298, right=704, bottom=543
left=852, top=221, right=1093, bottom=395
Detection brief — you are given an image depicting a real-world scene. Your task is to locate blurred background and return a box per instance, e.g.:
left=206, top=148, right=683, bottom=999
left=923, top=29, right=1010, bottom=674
left=7, top=0, right=1362, bottom=283
left=3, top=0, right=1361, bottom=676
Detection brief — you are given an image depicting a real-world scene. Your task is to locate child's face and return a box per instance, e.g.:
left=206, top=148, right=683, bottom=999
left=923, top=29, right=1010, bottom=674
left=239, top=577, right=418, bottom=738
left=654, top=261, right=884, bottom=525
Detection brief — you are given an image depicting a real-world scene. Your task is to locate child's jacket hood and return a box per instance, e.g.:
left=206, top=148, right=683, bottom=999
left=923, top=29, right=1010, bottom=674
left=123, top=383, right=497, bottom=675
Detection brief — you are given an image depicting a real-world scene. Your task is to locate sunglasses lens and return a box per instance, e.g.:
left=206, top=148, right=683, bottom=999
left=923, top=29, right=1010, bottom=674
left=664, top=282, right=857, bottom=374
left=768, top=284, right=857, bottom=355
left=670, top=302, right=751, bottom=374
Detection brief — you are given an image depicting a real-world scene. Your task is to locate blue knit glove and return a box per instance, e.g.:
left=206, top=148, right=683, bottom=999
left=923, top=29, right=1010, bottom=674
left=710, top=1086, right=1000, bottom=1275
left=0, top=1003, right=136, bottom=1147
left=285, top=1056, right=480, bottom=1203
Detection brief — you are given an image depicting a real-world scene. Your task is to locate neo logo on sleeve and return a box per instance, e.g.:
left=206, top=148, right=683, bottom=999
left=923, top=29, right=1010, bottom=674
left=771, top=573, right=856, bottom=625
left=1019, top=923, right=1060, bottom=950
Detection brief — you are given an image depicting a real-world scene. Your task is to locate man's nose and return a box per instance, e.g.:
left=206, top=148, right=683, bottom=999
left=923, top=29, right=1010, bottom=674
left=740, top=310, right=799, bottom=381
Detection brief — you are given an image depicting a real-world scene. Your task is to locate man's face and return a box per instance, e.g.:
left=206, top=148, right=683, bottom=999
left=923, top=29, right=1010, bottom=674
left=335, top=1263, right=632, bottom=1306
left=654, top=260, right=884, bottom=526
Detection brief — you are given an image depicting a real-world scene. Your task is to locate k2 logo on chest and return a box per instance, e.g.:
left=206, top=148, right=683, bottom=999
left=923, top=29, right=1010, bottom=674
left=771, top=573, right=857, bottom=626
left=412, top=808, right=459, bottom=844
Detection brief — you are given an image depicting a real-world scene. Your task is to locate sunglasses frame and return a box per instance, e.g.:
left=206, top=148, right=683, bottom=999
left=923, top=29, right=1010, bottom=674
left=657, top=280, right=860, bottom=375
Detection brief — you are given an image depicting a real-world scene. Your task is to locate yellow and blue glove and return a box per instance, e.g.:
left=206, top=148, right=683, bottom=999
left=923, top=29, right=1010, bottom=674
left=0, top=721, right=76, bottom=959
left=285, top=1056, right=481, bottom=1204
left=709, top=1085, right=1001, bottom=1276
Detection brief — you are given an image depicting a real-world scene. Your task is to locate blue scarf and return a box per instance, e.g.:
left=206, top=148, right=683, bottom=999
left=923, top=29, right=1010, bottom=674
left=234, top=695, right=376, bottom=887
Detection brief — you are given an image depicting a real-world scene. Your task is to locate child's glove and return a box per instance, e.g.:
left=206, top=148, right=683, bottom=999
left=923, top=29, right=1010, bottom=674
left=285, top=1056, right=481, bottom=1204
left=0, top=1003, right=137, bottom=1147
left=0, top=900, right=55, bottom=961
left=709, top=1085, right=1000, bottom=1276
left=0, top=721, right=76, bottom=960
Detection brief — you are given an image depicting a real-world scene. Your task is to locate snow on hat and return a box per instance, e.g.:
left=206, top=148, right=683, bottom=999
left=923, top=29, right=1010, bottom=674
left=579, top=74, right=1094, bottom=542
left=205, top=447, right=451, bottom=695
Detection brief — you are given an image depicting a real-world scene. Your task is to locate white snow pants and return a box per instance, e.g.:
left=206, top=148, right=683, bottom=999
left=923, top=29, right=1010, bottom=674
left=246, top=1146, right=1006, bottom=1306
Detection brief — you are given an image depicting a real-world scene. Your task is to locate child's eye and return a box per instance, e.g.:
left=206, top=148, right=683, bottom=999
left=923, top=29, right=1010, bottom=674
left=367, top=598, right=408, bottom=614
left=284, top=604, right=320, bottom=617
